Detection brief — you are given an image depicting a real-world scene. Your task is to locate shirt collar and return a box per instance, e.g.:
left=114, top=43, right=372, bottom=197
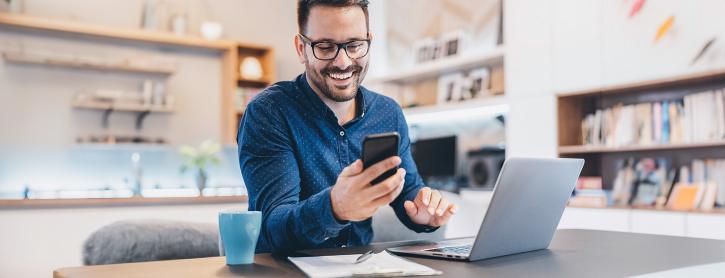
left=296, top=73, right=368, bottom=126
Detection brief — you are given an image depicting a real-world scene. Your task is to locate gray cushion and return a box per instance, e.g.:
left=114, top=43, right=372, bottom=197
left=83, top=219, right=219, bottom=265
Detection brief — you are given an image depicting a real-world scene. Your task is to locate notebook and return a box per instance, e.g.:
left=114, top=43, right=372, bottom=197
left=288, top=250, right=441, bottom=278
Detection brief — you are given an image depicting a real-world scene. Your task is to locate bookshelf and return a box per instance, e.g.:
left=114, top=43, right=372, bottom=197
left=223, top=45, right=276, bottom=145
left=557, top=69, right=725, bottom=213
left=558, top=140, right=725, bottom=155
left=0, top=13, right=275, bottom=146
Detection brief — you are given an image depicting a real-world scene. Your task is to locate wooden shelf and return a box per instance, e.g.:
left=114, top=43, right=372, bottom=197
left=0, top=195, right=247, bottom=209
left=568, top=204, right=725, bottom=216
left=558, top=140, right=725, bottom=154
left=237, top=77, right=271, bottom=87
left=0, top=13, right=236, bottom=50
left=366, top=46, right=505, bottom=84
left=558, top=68, right=725, bottom=97
left=3, top=51, right=175, bottom=75
left=72, top=100, right=174, bottom=113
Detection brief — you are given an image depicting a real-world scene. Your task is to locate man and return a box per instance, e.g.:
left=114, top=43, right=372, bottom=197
left=238, top=0, right=457, bottom=254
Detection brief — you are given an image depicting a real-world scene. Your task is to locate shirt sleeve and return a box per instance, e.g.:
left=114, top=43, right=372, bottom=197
left=238, top=95, right=349, bottom=254
left=388, top=106, right=439, bottom=233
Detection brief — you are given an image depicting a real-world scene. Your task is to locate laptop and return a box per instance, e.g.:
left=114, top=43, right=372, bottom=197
left=388, top=157, right=584, bottom=261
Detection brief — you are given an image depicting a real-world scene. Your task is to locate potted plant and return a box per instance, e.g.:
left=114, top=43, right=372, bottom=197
left=179, top=140, right=222, bottom=196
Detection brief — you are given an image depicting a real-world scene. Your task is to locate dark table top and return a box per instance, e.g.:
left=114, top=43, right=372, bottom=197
left=55, top=229, right=725, bottom=278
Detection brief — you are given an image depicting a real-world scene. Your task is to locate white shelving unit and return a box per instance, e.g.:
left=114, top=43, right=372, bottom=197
left=366, top=46, right=507, bottom=118
left=366, top=46, right=505, bottom=85
left=403, top=95, right=508, bottom=116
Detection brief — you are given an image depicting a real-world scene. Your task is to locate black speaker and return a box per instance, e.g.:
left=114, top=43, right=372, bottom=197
left=466, top=146, right=505, bottom=189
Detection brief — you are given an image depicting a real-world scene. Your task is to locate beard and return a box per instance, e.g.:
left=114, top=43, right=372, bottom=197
left=306, top=61, right=368, bottom=103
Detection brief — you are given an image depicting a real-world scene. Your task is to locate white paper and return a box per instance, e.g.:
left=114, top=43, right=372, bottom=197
left=288, top=250, right=441, bottom=278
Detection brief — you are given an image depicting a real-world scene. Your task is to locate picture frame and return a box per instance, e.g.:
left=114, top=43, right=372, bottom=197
left=413, top=38, right=439, bottom=64
left=437, top=73, right=465, bottom=104
left=440, top=30, right=470, bottom=58
left=466, top=67, right=491, bottom=99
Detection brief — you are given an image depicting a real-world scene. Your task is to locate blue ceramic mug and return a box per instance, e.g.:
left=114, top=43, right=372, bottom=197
left=218, top=210, right=261, bottom=265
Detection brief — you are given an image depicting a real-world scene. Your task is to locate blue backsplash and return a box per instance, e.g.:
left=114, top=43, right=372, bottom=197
left=0, top=145, right=245, bottom=199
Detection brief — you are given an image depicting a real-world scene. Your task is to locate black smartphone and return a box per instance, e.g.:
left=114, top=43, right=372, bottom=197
left=362, top=132, right=400, bottom=185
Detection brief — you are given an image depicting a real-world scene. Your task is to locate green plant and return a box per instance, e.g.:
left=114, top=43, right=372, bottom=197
left=179, top=140, right=222, bottom=183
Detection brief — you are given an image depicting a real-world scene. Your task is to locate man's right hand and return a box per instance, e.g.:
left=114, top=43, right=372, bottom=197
left=330, top=157, right=406, bottom=222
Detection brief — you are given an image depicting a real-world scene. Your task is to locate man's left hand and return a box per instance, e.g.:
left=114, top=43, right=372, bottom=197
left=404, top=187, right=457, bottom=227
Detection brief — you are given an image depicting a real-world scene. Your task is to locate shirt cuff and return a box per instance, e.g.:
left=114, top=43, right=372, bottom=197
left=317, top=187, right=349, bottom=236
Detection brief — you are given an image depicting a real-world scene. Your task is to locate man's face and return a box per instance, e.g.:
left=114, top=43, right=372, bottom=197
left=296, top=5, right=370, bottom=102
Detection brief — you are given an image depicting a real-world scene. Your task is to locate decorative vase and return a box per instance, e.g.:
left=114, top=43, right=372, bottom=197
left=196, top=169, right=208, bottom=196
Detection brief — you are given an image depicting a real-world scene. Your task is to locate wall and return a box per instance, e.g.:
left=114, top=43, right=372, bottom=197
left=0, top=0, right=305, bottom=192
left=504, top=0, right=725, bottom=158
left=0, top=2, right=303, bottom=277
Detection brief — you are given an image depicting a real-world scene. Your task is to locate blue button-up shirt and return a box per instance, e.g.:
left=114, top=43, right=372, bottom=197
left=238, top=73, right=434, bottom=254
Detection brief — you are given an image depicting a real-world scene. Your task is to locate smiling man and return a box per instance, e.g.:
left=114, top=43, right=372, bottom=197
left=237, top=0, right=457, bottom=254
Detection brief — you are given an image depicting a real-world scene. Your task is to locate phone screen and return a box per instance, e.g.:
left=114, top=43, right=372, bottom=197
left=362, top=132, right=400, bottom=185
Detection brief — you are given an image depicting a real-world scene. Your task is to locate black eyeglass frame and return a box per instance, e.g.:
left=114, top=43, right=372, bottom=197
left=298, top=33, right=372, bottom=61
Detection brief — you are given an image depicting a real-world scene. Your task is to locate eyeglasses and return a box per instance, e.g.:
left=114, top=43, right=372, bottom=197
left=299, top=34, right=371, bottom=61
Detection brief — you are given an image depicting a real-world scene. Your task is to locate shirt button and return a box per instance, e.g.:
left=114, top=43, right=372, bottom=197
left=339, top=131, right=345, bottom=136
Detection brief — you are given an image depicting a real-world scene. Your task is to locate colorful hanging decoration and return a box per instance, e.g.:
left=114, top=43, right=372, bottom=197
left=654, top=15, right=675, bottom=42
left=691, top=38, right=717, bottom=65
left=629, top=0, right=646, bottom=18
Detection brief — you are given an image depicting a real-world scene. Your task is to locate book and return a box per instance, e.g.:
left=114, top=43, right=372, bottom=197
left=631, top=158, right=668, bottom=206
left=577, top=177, right=603, bottom=190
left=612, top=158, right=636, bottom=206
left=580, top=89, right=725, bottom=147
left=667, top=184, right=699, bottom=211
left=653, top=101, right=662, bottom=143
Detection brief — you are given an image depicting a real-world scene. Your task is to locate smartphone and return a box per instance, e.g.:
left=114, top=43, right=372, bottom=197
left=362, top=132, right=400, bottom=185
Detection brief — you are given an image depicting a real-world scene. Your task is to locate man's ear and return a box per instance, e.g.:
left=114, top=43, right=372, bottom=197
left=294, top=35, right=308, bottom=64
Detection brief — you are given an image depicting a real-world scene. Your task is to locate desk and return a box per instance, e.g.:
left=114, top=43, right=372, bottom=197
left=54, top=229, right=725, bottom=277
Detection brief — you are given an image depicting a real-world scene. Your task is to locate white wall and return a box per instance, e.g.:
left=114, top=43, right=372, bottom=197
left=504, top=0, right=557, bottom=158
left=503, top=0, right=725, bottom=157
left=0, top=202, right=247, bottom=278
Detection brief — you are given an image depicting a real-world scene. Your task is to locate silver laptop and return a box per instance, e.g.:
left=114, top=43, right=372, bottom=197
left=388, top=157, right=584, bottom=261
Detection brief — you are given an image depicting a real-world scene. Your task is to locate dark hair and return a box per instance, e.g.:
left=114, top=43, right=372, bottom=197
left=297, top=0, right=370, bottom=35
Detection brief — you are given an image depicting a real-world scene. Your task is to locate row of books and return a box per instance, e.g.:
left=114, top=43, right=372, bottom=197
left=610, top=158, right=725, bottom=211
left=581, top=89, right=725, bottom=147
left=570, top=158, right=725, bottom=211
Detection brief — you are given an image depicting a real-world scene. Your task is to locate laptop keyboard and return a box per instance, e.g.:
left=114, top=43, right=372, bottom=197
left=424, top=245, right=472, bottom=255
